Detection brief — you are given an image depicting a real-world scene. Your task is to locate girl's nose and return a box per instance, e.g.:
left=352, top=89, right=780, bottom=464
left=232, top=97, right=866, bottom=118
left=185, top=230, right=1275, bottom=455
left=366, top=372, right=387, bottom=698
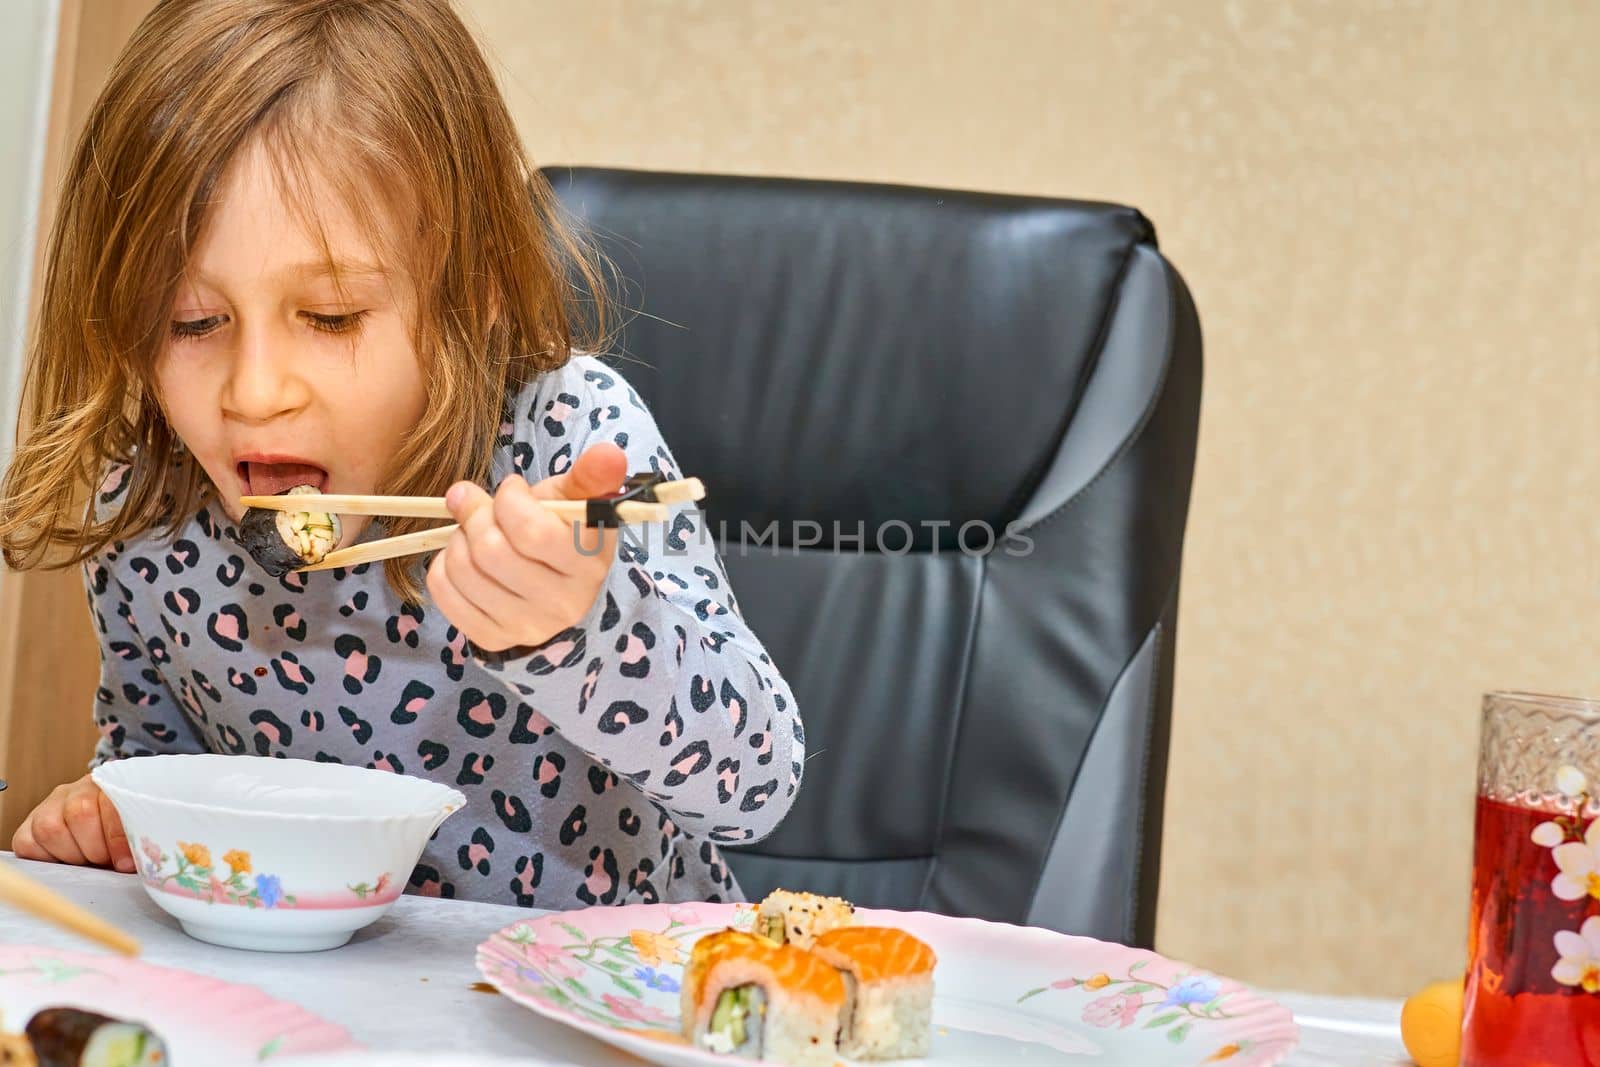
left=221, top=322, right=312, bottom=423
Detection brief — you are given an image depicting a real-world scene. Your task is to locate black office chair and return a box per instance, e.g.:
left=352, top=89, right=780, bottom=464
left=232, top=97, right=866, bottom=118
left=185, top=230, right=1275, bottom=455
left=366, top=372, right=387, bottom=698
left=545, top=167, right=1201, bottom=948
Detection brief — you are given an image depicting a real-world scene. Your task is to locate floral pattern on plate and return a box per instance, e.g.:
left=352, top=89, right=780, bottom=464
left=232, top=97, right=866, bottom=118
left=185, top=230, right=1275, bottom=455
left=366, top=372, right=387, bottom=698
left=476, top=903, right=1298, bottom=1066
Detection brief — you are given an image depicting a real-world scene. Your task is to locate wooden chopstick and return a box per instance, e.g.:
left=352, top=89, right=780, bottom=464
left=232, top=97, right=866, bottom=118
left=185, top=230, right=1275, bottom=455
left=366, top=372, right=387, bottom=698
left=240, top=494, right=450, bottom=519
left=241, top=476, right=705, bottom=521
left=297, top=499, right=672, bottom=573
left=0, top=860, right=140, bottom=956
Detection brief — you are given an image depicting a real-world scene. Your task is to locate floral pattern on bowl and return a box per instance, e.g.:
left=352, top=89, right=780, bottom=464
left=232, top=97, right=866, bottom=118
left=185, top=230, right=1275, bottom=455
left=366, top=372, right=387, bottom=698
left=476, top=903, right=1299, bottom=1066
left=137, top=838, right=396, bottom=911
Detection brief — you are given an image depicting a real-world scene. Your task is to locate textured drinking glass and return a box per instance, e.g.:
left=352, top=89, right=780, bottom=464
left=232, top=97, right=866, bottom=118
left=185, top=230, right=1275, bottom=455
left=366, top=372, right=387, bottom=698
left=1464, top=691, right=1600, bottom=1066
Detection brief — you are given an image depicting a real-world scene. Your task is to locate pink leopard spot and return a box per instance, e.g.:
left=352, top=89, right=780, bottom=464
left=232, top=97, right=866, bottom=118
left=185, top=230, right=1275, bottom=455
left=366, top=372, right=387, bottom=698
left=516, top=866, right=537, bottom=893
left=538, top=640, right=574, bottom=666
left=672, top=754, right=697, bottom=776
left=468, top=843, right=491, bottom=866
left=468, top=700, right=496, bottom=726
left=469, top=755, right=490, bottom=777
left=256, top=722, right=281, bottom=745
left=754, top=733, right=772, bottom=760
left=283, top=611, right=302, bottom=630
left=620, top=636, right=646, bottom=664
left=372, top=755, right=398, bottom=773
left=405, top=696, right=427, bottom=713
left=212, top=612, right=239, bottom=640
left=536, top=762, right=558, bottom=785
left=345, top=651, right=369, bottom=679
left=396, top=616, right=418, bottom=639
left=417, top=878, right=441, bottom=898
left=525, top=708, right=552, bottom=734
left=278, top=660, right=306, bottom=684
left=725, top=700, right=744, bottom=729
left=547, top=404, right=569, bottom=422
left=584, top=864, right=613, bottom=898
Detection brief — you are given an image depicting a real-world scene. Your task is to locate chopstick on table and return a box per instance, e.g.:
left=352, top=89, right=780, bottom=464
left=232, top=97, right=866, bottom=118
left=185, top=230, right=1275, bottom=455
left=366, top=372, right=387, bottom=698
left=242, top=475, right=707, bottom=574
left=0, top=860, right=140, bottom=956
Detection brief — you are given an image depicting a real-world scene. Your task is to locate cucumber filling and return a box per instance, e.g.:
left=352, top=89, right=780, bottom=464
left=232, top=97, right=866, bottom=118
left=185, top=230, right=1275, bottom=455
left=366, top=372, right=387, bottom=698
left=705, top=985, right=765, bottom=1057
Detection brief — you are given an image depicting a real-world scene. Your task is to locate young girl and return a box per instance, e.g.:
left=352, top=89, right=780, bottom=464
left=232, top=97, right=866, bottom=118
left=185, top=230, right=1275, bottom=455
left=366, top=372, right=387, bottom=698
left=0, top=0, right=802, bottom=909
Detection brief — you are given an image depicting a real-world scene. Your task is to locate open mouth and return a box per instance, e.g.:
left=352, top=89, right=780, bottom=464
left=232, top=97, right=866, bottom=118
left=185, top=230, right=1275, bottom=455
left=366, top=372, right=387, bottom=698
left=236, top=459, right=329, bottom=498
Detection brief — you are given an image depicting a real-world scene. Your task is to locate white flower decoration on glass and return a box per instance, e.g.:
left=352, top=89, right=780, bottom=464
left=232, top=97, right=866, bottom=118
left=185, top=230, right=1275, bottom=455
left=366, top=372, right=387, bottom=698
left=1533, top=821, right=1566, bottom=847
left=1558, top=765, right=1589, bottom=798
left=1552, top=819, right=1600, bottom=902
left=1554, top=916, right=1600, bottom=993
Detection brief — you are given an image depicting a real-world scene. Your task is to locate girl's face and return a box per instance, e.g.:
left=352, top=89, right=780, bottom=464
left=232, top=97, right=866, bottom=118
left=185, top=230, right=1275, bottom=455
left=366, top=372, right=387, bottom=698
left=155, top=140, right=428, bottom=543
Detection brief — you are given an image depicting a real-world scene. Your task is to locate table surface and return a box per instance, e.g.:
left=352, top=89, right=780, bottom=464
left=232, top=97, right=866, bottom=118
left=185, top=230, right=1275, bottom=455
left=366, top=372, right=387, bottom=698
left=0, top=857, right=1410, bottom=1065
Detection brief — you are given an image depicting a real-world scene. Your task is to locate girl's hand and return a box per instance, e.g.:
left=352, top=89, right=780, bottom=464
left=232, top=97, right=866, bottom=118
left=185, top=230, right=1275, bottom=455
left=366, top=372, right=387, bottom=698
left=12, top=773, right=135, bottom=873
left=428, top=442, right=628, bottom=653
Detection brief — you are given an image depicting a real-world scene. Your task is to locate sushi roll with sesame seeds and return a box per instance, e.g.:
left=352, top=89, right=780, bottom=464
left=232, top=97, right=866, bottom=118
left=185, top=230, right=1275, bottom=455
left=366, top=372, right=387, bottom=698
left=756, top=889, right=854, bottom=949
left=810, top=926, right=936, bottom=1060
left=238, top=484, right=342, bottom=575
left=682, top=929, right=844, bottom=1067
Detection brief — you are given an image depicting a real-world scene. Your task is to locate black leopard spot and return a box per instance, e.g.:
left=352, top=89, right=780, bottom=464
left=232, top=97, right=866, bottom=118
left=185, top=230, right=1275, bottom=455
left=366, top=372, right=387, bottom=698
left=417, top=739, right=450, bottom=770
left=576, top=846, right=619, bottom=905
left=391, top=680, right=434, bottom=725
left=205, top=605, right=248, bottom=653
left=664, top=741, right=711, bottom=787
left=597, top=700, right=648, bottom=735
left=688, top=675, right=715, bottom=714
left=338, top=707, right=373, bottom=745
left=457, top=826, right=495, bottom=875
left=532, top=752, right=564, bottom=798
left=559, top=804, right=588, bottom=846
left=740, top=779, right=779, bottom=813
left=456, top=688, right=507, bottom=739
left=247, top=709, right=292, bottom=755
left=491, top=790, right=532, bottom=833
left=457, top=752, right=493, bottom=786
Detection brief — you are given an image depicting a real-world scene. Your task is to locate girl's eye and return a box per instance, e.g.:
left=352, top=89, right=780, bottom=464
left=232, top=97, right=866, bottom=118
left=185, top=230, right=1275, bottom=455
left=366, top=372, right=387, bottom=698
left=169, top=315, right=227, bottom=340
left=302, top=310, right=368, bottom=335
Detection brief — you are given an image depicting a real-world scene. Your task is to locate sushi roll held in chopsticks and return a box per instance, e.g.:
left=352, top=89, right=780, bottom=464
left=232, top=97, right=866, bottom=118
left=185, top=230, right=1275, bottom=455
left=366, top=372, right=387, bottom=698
left=23, top=1008, right=167, bottom=1067
left=756, top=888, right=854, bottom=949
left=810, top=927, right=936, bottom=1060
left=681, top=929, right=844, bottom=1067
left=238, top=484, right=342, bottom=575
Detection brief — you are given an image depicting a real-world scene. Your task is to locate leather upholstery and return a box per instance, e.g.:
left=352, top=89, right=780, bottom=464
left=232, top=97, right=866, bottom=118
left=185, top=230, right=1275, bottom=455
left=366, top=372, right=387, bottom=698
left=545, top=167, right=1202, bottom=948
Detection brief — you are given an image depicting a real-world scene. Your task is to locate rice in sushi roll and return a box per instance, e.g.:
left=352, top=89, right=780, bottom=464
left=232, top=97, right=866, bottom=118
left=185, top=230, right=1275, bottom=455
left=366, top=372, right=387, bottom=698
left=756, top=888, right=854, bottom=949
left=810, top=926, right=936, bottom=1060
left=681, top=929, right=844, bottom=1067
left=238, top=483, right=341, bottom=575
left=23, top=1008, right=167, bottom=1067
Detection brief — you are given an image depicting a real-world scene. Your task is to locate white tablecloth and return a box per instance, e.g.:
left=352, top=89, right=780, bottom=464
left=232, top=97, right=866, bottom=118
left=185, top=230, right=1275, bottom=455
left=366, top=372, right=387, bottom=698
left=0, top=857, right=1408, bottom=1065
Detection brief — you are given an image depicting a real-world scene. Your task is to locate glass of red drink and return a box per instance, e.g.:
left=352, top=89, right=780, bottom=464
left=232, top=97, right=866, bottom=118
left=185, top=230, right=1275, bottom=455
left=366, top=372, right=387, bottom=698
left=1465, top=691, right=1600, bottom=1066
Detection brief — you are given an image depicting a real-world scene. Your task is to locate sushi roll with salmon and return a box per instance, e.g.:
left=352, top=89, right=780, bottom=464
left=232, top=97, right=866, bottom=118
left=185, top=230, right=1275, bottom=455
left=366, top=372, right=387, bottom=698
left=681, top=929, right=844, bottom=1067
left=23, top=1009, right=167, bottom=1067
left=810, top=926, right=936, bottom=1060
left=756, top=888, right=853, bottom=949
left=238, top=484, right=341, bottom=575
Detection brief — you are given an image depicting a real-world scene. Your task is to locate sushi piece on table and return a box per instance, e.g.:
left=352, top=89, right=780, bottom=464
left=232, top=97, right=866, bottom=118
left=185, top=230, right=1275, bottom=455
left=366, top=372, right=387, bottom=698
left=755, top=889, right=854, bottom=949
left=681, top=929, right=844, bottom=1067
left=810, top=926, right=936, bottom=1060
left=237, top=483, right=342, bottom=574
left=23, top=1009, right=166, bottom=1067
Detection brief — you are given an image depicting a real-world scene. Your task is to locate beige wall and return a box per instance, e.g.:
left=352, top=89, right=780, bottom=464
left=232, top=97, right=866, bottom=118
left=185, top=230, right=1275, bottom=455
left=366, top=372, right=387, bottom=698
left=7, top=0, right=1595, bottom=999
left=461, top=0, right=1600, bottom=996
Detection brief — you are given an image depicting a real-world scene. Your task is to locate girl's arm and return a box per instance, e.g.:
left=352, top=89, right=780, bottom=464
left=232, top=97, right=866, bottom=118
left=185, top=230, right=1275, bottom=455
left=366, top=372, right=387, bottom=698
left=468, top=361, right=804, bottom=845
left=83, top=550, right=207, bottom=764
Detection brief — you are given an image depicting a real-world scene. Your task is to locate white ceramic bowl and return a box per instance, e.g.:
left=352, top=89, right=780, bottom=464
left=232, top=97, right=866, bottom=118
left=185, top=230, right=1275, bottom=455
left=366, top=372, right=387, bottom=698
left=94, top=754, right=464, bottom=953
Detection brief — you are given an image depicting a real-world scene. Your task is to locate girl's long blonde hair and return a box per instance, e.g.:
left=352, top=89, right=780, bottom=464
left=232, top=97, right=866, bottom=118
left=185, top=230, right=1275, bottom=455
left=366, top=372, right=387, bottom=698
left=1, top=0, right=606, bottom=601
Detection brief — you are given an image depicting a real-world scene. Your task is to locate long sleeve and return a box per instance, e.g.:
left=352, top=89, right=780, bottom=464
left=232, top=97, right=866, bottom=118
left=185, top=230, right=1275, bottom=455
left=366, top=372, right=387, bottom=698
left=472, top=357, right=804, bottom=845
left=84, top=548, right=207, bottom=766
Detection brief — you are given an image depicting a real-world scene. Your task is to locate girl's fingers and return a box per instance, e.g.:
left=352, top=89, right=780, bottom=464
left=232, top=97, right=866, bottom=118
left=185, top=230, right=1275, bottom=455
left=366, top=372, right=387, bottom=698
left=64, top=783, right=111, bottom=867
left=492, top=476, right=616, bottom=574
left=460, top=489, right=563, bottom=589
left=442, top=532, right=532, bottom=622
left=99, top=789, right=134, bottom=874
left=426, top=549, right=512, bottom=652
left=26, top=791, right=87, bottom=865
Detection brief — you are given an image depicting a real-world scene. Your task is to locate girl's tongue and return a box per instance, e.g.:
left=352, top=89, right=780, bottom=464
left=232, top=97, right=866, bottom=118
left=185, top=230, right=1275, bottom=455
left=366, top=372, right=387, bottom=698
left=244, top=462, right=327, bottom=497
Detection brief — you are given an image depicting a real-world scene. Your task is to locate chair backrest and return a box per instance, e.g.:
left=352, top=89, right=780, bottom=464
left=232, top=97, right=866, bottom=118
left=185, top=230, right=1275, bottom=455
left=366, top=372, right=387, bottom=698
left=545, top=167, right=1202, bottom=947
